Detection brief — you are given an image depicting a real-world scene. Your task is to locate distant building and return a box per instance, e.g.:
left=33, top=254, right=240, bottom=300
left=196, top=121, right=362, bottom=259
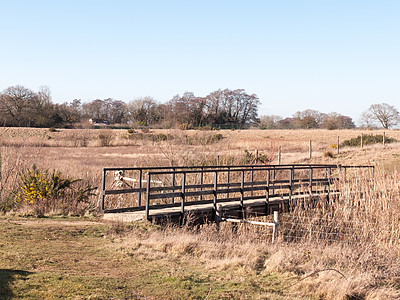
left=89, top=118, right=109, bottom=126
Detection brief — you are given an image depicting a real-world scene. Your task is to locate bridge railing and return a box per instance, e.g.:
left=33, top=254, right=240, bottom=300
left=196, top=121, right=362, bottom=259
left=101, top=164, right=374, bottom=219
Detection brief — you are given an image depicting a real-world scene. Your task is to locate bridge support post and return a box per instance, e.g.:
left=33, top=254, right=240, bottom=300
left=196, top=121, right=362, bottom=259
left=272, top=211, right=279, bottom=243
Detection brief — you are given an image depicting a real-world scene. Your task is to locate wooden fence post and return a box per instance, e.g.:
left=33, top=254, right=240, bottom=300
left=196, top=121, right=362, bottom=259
left=337, top=136, right=340, bottom=154
left=272, top=211, right=279, bottom=243
left=309, top=140, right=312, bottom=159
left=361, top=133, right=363, bottom=149
left=383, top=131, right=386, bottom=146
left=278, top=146, right=282, bottom=165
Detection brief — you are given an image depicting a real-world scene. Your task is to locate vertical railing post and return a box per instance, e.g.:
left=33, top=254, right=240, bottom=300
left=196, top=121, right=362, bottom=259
left=240, top=170, right=244, bottom=219
left=272, top=211, right=279, bottom=243
left=213, top=171, right=218, bottom=218
left=289, top=167, right=294, bottom=201
left=101, top=168, right=106, bottom=211
left=327, top=168, right=332, bottom=201
left=250, top=166, right=254, bottom=196
left=171, top=168, right=176, bottom=204
left=266, top=169, right=270, bottom=215
left=181, top=172, right=186, bottom=219
left=309, top=167, right=313, bottom=194
left=145, top=172, right=151, bottom=221
left=226, top=167, right=230, bottom=199
left=138, top=169, right=143, bottom=206
left=200, top=167, right=204, bottom=201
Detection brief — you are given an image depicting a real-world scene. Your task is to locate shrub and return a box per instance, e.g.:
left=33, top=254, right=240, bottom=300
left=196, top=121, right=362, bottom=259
left=15, top=165, right=96, bottom=216
left=152, top=133, right=168, bottom=142
left=98, top=131, right=114, bottom=146
left=141, top=128, right=150, bottom=133
left=340, top=134, right=397, bottom=147
left=209, top=133, right=224, bottom=143
left=241, top=150, right=269, bottom=164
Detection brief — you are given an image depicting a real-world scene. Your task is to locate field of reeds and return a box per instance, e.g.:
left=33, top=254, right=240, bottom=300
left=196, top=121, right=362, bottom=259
left=1, top=127, right=400, bottom=298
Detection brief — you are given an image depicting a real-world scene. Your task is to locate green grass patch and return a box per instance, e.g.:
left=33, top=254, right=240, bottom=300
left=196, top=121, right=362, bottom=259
left=0, top=218, right=300, bottom=299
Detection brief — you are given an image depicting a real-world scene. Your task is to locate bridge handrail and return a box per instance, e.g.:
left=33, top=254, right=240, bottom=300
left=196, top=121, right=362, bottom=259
left=101, top=164, right=374, bottom=215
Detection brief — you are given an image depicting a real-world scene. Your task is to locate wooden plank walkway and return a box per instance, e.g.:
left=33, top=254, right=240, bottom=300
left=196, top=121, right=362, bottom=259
left=103, top=191, right=338, bottom=224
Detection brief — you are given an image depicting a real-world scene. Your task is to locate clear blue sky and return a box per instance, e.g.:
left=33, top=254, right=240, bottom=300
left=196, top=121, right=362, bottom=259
left=1, top=0, right=399, bottom=123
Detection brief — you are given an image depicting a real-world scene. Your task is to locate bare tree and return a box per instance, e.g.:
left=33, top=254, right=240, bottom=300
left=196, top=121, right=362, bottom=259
left=82, top=98, right=127, bottom=123
left=259, top=115, right=282, bottom=129
left=0, top=85, right=36, bottom=126
left=126, top=97, right=160, bottom=126
left=364, top=103, right=400, bottom=129
left=292, top=109, right=325, bottom=129
left=359, top=111, right=376, bottom=128
left=205, top=89, right=260, bottom=126
left=321, top=113, right=355, bottom=130
left=57, top=99, right=82, bottom=126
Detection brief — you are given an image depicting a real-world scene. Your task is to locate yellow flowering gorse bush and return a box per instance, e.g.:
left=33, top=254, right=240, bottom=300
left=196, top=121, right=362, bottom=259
left=17, top=165, right=78, bottom=205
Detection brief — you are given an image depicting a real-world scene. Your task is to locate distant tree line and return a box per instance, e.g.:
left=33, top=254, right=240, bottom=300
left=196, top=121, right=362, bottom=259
left=258, top=103, right=400, bottom=130
left=259, top=109, right=356, bottom=130
left=0, top=85, right=399, bottom=129
left=0, top=86, right=260, bottom=128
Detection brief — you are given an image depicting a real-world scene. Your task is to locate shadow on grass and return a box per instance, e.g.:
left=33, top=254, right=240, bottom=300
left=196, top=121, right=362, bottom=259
left=0, top=269, right=33, bottom=299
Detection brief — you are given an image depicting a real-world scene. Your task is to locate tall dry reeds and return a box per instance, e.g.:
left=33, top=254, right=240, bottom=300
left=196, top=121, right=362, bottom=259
left=0, top=145, right=26, bottom=212
left=111, top=168, right=400, bottom=299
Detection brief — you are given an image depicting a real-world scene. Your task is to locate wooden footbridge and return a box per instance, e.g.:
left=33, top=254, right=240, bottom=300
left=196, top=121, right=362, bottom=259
left=101, top=164, right=374, bottom=224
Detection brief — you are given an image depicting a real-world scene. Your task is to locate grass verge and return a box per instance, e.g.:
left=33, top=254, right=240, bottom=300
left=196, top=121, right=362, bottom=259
left=0, top=218, right=301, bottom=299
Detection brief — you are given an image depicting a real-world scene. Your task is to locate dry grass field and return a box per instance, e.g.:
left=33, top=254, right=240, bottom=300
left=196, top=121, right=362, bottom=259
left=2, top=127, right=400, bottom=299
